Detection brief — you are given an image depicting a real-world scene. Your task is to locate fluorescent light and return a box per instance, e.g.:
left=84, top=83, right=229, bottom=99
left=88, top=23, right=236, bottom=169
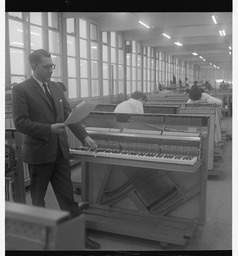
left=162, top=33, right=171, bottom=39
left=229, top=51, right=231, bottom=54
left=199, top=56, right=203, bottom=59
left=219, top=30, right=226, bottom=36
left=209, top=63, right=212, bottom=65
left=229, top=46, right=232, bottom=50
left=213, top=64, right=216, bottom=67
left=203, top=59, right=206, bottom=61
left=138, top=20, right=150, bottom=29
left=192, top=52, right=198, bottom=56
left=174, top=41, right=183, bottom=47
left=212, top=15, right=217, bottom=24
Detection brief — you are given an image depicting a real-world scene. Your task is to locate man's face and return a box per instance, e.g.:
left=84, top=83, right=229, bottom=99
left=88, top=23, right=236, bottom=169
left=34, top=56, right=54, bottom=83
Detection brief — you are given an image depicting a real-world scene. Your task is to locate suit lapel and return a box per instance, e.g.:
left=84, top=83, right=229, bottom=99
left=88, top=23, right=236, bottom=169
left=30, top=77, right=56, bottom=114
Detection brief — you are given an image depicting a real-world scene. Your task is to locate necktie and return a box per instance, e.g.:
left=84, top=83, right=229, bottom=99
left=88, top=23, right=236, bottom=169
left=42, top=83, right=55, bottom=110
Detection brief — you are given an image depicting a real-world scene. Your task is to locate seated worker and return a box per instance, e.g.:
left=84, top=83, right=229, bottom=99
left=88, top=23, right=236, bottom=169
left=114, top=91, right=147, bottom=114
left=187, top=85, right=222, bottom=105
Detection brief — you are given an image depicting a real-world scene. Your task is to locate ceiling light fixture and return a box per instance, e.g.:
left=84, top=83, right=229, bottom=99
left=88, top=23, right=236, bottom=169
left=138, top=20, right=150, bottom=29
left=229, top=46, right=232, bottom=50
left=174, top=41, right=183, bottom=46
left=199, top=56, right=203, bottom=59
left=162, top=33, right=171, bottom=39
left=209, top=63, right=212, bottom=65
left=219, top=30, right=226, bottom=36
left=229, top=51, right=231, bottom=55
left=212, top=15, right=218, bottom=24
left=192, top=52, right=198, bottom=56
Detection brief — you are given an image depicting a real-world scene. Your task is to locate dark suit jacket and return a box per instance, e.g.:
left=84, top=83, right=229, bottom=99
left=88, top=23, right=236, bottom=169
left=12, top=77, right=88, bottom=164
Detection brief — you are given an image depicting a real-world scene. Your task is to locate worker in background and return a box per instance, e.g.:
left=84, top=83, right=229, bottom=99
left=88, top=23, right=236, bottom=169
left=204, top=80, right=212, bottom=92
left=12, top=49, right=100, bottom=250
left=187, top=85, right=222, bottom=105
left=114, top=91, right=148, bottom=114
left=187, top=84, right=222, bottom=144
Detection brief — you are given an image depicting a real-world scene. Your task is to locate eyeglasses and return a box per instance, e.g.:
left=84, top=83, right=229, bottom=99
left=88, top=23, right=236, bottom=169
left=39, top=64, right=56, bottom=70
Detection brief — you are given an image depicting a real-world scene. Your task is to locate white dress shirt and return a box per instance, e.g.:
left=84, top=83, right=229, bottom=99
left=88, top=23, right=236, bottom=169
left=187, top=92, right=222, bottom=105
left=114, top=98, right=144, bottom=114
left=32, top=75, right=50, bottom=94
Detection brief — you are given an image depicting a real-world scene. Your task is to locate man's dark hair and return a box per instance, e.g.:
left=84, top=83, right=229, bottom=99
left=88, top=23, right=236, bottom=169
left=189, top=85, right=202, bottom=101
left=28, top=49, right=51, bottom=65
left=131, top=91, right=147, bottom=102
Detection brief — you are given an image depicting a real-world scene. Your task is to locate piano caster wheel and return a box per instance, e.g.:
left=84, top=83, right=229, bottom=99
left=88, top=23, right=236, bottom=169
left=160, top=242, right=168, bottom=249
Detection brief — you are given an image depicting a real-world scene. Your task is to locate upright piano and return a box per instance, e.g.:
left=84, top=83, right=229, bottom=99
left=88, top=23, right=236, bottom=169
left=70, top=112, right=209, bottom=248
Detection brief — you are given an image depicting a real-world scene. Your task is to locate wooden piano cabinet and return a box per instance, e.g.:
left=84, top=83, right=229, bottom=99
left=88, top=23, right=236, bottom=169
left=72, top=148, right=207, bottom=247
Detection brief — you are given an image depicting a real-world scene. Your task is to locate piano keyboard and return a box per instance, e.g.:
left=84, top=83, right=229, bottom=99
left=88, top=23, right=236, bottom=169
left=70, top=147, right=198, bottom=166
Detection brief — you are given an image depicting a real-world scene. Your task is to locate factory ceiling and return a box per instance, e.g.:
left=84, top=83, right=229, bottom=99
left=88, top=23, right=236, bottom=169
left=63, top=12, right=232, bottom=70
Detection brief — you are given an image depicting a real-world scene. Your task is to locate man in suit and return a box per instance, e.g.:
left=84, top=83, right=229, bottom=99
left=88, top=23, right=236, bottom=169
left=12, top=49, right=100, bottom=249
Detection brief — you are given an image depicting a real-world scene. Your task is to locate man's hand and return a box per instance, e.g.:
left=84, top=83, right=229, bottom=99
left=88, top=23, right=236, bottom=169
left=85, top=136, right=97, bottom=150
left=51, top=123, right=66, bottom=134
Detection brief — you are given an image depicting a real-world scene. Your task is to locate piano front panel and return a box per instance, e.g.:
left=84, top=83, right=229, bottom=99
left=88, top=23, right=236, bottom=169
left=82, top=160, right=202, bottom=220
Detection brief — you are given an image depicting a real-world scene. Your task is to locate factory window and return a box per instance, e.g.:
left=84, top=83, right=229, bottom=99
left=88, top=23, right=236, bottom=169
left=6, top=12, right=63, bottom=88
left=102, top=31, right=124, bottom=96
left=142, top=47, right=154, bottom=93
left=66, top=18, right=75, bottom=34
left=30, top=12, right=42, bottom=26
left=79, top=19, right=87, bottom=39
left=102, top=32, right=110, bottom=96
left=90, top=24, right=99, bottom=97
left=8, top=17, right=26, bottom=84
left=126, top=40, right=141, bottom=95
left=8, top=12, right=22, bottom=19
left=90, top=24, right=97, bottom=40
left=66, top=18, right=77, bottom=98
left=30, top=25, right=43, bottom=50
left=48, top=12, right=59, bottom=29
left=48, top=13, right=61, bottom=82
left=78, top=18, right=89, bottom=97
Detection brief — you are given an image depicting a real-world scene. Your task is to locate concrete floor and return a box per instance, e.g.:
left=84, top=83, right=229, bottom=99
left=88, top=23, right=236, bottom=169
left=25, top=117, right=232, bottom=251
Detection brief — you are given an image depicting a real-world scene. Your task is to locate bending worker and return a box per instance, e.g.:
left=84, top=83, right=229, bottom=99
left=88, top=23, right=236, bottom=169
left=114, top=91, right=147, bottom=114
